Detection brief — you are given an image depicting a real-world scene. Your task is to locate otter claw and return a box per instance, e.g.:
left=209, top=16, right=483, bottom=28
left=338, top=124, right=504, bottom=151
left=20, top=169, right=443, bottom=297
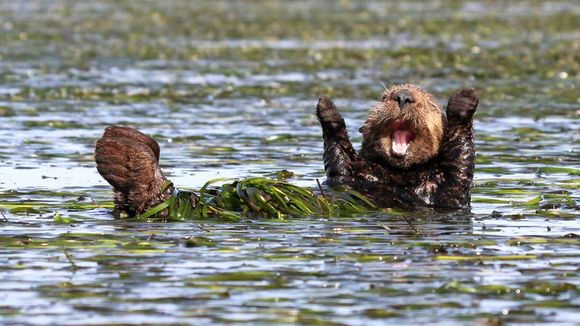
left=447, top=87, right=479, bottom=122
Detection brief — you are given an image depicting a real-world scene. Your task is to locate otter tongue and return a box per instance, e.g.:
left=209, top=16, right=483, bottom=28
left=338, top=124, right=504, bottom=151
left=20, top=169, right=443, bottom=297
left=392, top=130, right=413, bottom=156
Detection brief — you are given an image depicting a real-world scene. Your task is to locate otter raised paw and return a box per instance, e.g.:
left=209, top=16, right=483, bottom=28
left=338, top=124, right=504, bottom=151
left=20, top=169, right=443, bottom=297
left=318, top=85, right=479, bottom=209
left=316, top=96, right=359, bottom=180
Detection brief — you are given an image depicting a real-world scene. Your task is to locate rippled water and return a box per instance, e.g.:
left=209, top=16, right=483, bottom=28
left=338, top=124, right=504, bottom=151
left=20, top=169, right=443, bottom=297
left=0, top=0, right=579, bottom=325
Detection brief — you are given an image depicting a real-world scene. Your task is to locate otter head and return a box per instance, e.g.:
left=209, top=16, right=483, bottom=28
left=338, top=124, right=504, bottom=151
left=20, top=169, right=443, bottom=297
left=359, top=84, right=445, bottom=169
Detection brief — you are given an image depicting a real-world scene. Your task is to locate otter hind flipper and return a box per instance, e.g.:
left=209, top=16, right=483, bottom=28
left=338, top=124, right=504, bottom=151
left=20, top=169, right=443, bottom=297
left=95, top=126, right=169, bottom=216
left=316, top=96, right=358, bottom=179
left=100, top=126, right=161, bottom=162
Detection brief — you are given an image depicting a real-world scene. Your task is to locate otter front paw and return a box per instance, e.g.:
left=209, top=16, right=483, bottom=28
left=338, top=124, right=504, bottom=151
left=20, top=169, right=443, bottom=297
left=316, top=96, right=346, bottom=133
left=447, top=87, right=479, bottom=123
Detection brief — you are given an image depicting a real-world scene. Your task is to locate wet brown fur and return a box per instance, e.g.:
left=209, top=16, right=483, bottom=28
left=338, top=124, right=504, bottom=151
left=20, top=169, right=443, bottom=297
left=360, top=84, right=445, bottom=169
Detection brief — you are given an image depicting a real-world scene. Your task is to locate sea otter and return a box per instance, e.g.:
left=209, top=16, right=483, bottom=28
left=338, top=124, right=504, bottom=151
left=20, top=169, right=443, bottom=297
left=317, top=85, right=478, bottom=210
left=94, top=85, right=478, bottom=217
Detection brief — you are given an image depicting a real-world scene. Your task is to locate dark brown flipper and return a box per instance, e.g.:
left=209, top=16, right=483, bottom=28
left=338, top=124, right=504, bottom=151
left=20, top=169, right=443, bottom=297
left=95, top=126, right=172, bottom=216
left=434, top=88, right=479, bottom=209
left=97, top=125, right=161, bottom=162
left=316, top=96, right=359, bottom=180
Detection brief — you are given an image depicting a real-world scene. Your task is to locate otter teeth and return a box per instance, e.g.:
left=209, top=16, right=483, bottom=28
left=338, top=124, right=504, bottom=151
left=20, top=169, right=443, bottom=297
left=392, top=130, right=413, bottom=157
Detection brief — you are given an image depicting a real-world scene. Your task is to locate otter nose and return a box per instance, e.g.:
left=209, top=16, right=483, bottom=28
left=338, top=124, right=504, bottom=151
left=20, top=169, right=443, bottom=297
left=395, top=90, right=414, bottom=109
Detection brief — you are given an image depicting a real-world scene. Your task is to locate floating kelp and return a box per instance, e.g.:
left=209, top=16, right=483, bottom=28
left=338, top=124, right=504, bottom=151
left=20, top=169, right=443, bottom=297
left=136, top=177, right=376, bottom=221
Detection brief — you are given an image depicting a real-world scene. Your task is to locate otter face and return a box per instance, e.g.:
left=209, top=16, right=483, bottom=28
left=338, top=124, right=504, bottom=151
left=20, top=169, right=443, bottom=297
left=360, top=84, right=445, bottom=169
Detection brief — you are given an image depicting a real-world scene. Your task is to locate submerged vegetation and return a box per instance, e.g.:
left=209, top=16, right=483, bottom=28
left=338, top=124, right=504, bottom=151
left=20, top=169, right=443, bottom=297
left=0, top=0, right=578, bottom=325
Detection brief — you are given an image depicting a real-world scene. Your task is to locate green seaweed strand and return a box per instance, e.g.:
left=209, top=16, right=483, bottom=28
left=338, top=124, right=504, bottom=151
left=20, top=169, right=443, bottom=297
left=138, top=177, right=375, bottom=220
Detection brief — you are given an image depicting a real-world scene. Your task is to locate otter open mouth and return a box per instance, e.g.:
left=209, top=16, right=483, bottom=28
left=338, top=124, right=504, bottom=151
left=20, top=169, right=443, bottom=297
left=391, top=119, right=415, bottom=157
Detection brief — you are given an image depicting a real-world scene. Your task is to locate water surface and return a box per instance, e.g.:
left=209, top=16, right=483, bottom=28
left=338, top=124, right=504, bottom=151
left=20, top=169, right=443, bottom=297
left=0, top=0, right=579, bottom=325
